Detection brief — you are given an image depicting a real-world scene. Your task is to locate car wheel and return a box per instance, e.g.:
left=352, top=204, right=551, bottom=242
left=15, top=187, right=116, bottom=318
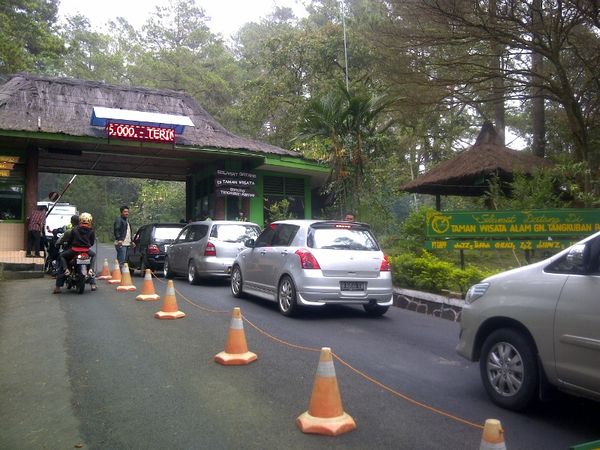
left=163, top=257, right=174, bottom=279
left=230, top=265, right=245, bottom=298
left=363, top=303, right=389, bottom=317
left=188, top=261, right=200, bottom=285
left=277, top=275, right=298, bottom=317
left=479, top=328, right=539, bottom=411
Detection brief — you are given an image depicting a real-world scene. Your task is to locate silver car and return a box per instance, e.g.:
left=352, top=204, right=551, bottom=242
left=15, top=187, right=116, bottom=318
left=164, top=220, right=261, bottom=284
left=230, top=220, right=393, bottom=317
left=457, top=231, right=600, bottom=410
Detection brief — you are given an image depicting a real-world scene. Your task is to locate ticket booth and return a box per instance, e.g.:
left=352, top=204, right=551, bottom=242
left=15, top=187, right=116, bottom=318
left=0, top=73, right=328, bottom=251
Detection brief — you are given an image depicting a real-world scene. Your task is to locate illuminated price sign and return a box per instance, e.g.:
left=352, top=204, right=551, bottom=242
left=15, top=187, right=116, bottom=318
left=106, top=123, right=175, bottom=143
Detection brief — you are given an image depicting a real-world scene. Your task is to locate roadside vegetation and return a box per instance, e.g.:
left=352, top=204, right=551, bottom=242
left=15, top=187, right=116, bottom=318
left=5, top=0, right=600, bottom=293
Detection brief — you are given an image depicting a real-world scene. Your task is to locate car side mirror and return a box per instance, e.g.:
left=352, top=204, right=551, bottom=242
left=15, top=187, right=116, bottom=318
left=245, top=239, right=255, bottom=248
left=566, top=243, right=586, bottom=270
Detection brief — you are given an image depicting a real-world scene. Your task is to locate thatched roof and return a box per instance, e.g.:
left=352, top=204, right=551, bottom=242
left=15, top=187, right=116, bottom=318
left=401, top=123, right=551, bottom=196
left=0, top=73, right=297, bottom=157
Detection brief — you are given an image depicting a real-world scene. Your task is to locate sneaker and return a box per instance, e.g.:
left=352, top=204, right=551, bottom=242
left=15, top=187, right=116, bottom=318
left=91, top=284, right=97, bottom=291
left=52, top=287, right=61, bottom=294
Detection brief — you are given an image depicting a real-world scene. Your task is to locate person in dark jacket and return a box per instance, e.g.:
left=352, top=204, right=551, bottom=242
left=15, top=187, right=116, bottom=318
left=113, top=205, right=133, bottom=268
left=49, top=214, right=79, bottom=280
left=54, top=212, right=97, bottom=294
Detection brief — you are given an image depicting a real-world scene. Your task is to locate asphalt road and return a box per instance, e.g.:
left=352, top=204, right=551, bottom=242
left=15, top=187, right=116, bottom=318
left=1, top=244, right=598, bottom=449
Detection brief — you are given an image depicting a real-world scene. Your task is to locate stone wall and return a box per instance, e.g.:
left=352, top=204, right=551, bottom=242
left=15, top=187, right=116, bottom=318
left=393, top=288, right=464, bottom=322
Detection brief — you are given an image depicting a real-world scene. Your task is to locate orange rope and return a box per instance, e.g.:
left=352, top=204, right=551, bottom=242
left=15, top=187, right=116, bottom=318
left=149, top=272, right=483, bottom=430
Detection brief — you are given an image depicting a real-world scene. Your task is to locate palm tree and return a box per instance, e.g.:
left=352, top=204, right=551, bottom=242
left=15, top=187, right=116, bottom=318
left=296, top=82, right=395, bottom=211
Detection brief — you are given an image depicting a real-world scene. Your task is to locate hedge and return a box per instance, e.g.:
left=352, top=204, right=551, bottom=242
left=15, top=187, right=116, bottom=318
left=388, top=252, right=496, bottom=296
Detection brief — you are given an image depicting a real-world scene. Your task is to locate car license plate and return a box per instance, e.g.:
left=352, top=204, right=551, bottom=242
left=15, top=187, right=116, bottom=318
left=77, top=259, right=91, bottom=265
left=340, top=281, right=366, bottom=291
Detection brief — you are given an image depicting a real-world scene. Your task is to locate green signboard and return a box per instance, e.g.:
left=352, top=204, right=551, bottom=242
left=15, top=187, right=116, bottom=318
left=427, top=209, right=600, bottom=239
left=424, top=239, right=576, bottom=251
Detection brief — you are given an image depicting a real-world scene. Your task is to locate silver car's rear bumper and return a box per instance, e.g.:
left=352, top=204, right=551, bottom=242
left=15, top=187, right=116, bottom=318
left=297, top=292, right=394, bottom=306
left=194, top=257, right=235, bottom=276
left=295, top=272, right=393, bottom=306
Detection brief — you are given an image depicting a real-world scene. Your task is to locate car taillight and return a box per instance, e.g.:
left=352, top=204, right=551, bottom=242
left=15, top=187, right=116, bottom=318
left=295, top=249, right=321, bottom=269
left=380, top=255, right=391, bottom=271
left=204, top=241, right=217, bottom=256
left=147, top=244, right=160, bottom=255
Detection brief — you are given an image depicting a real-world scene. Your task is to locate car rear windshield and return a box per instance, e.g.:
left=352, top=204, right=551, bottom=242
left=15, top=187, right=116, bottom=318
left=154, top=227, right=183, bottom=241
left=211, top=224, right=260, bottom=243
left=308, top=226, right=380, bottom=251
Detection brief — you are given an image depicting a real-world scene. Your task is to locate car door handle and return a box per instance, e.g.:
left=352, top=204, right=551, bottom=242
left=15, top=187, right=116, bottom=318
left=281, top=250, right=288, bottom=256
left=260, top=250, right=267, bottom=255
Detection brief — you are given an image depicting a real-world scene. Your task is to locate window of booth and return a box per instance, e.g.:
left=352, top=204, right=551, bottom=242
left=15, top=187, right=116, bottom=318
left=263, top=175, right=305, bottom=222
left=0, top=155, right=25, bottom=221
left=194, top=175, right=214, bottom=220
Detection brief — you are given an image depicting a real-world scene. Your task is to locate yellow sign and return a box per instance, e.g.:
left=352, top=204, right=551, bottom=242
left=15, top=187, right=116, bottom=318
left=427, top=209, right=600, bottom=238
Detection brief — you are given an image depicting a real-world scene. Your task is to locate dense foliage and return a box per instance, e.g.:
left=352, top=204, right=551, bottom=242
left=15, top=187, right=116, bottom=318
left=5, top=0, right=600, bottom=287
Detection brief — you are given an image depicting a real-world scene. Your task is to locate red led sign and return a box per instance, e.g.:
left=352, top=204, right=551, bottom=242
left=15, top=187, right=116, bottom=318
left=106, top=123, right=175, bottom=143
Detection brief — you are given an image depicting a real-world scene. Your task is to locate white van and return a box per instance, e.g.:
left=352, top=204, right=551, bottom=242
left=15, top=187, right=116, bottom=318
left=37, top=201, right=78, bottom=237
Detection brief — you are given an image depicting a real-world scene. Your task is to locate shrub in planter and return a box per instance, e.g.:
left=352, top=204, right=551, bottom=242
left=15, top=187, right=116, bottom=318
left=389, top=252, right=495, bottom=296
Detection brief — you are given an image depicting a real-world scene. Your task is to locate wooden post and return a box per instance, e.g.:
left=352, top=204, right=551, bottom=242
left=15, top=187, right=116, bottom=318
left=24, top=149, right=39, bottom=249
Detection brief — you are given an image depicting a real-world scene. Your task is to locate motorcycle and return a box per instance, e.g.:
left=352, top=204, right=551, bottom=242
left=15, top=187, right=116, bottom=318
left=64, top=246, right=93, bottom=294
left=45, top=226, right=64, bottom=276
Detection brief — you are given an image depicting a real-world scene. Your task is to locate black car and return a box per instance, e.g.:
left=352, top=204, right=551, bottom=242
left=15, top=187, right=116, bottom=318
left=127, top=223, right=185, bottom=275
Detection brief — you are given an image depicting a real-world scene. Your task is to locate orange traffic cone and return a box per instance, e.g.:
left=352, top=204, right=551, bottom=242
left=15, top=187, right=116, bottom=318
left=136, top=269, right=160, bottom=301
left=107, top=259, right=122, bottom=285
left=296, top=347, right=356, bottom=436
left=154, top=280, right=185, bottom=319
left=116, top=263, right=136, bottom=292
left=214, top=307, right=257, bottom=365
left=96, top=258, right=111, bottom=280
left=480, top=419, right=506, bottom=450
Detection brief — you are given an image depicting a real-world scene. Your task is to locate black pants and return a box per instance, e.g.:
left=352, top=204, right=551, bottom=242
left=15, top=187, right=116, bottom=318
left=60, top=248, right=96, bottom=274
left=27, top=230, right=42, bottom=256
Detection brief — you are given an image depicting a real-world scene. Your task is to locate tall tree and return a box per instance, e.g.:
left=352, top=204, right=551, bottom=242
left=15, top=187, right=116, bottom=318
left=126, top=0, right=240, bottom=126
left=379, top=0, right=600, bottom=198
left=0, top=0, right=64, bottom=76
left=60, top=15, right=129, bottom=83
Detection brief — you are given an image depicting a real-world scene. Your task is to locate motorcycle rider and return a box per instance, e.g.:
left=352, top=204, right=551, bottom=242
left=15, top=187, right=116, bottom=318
left=53, top=212, right=97, bottom=293
left=48, top=214, right=79, bottom=277
left=55, top=214, right=80, bottom=250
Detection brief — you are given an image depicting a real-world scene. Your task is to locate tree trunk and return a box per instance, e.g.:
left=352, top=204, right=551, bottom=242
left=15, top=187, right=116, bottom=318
left=489, top=0, right=505, bottom=145
left=531, top=0, right=546, bottom=158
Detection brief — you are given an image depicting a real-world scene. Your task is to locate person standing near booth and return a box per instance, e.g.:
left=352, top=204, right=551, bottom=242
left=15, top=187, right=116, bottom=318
left=26, top=204, right=47, bottom=257
left=113, top=205, right=133, bottom=268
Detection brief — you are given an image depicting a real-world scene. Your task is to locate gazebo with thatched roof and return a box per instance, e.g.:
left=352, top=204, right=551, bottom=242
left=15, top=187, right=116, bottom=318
left=401, top=123, right=550, bottom=209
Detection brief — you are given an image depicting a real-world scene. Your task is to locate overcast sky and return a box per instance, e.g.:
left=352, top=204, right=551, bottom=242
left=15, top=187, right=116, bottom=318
left=58, top=0, right=307, bottom=39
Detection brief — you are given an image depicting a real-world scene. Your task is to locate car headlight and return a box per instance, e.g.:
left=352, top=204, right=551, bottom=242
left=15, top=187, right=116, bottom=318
left=465, top=282, right=490, bottom=304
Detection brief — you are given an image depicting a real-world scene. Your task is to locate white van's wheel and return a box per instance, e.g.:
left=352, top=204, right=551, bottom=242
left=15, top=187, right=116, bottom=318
left=480, top=328, right=538, bottom=411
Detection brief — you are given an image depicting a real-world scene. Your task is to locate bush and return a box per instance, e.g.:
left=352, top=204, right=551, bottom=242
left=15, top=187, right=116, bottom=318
left=388, top=251, right=496, bottom=296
